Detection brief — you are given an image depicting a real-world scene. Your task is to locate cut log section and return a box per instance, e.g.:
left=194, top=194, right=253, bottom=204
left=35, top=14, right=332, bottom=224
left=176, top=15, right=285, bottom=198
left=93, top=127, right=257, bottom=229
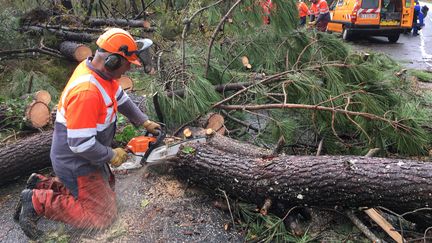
left=33, top=90, right=51, bottom=105
left=118, top=75, right=134, bottom=91
left=25, top=101, right=51, bottom=128
left=169, top=136, right=432, bottom=226
left=197, top=112, right=226, bottom=134
left=59, top=41, right=92, bottom=62
left=206, top=113, right=225, bottom=135
left=0, top=131, right=53, bottom=185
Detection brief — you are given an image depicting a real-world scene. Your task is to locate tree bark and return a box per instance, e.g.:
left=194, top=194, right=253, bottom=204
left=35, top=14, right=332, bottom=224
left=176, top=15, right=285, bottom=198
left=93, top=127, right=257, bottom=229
left=0, top=131, right=53, bottom=185
left=87, top=18, right=156, bottom=31
left=170, top=136, right=432, bottom=215
left=23, top=26, right=96, bottom=42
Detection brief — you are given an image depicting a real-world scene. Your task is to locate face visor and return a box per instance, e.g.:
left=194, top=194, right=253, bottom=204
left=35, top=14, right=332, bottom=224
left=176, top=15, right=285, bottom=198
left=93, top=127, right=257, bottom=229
left=115, top=38, right=153, bottom=66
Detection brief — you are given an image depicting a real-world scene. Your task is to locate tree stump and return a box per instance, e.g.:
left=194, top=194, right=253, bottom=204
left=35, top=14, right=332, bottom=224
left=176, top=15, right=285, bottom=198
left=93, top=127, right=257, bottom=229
left=59, top=41, right=92, bottom=62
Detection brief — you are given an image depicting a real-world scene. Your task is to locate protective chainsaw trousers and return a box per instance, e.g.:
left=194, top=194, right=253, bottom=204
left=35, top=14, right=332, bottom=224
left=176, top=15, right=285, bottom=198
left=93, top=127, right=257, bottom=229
left=31, top=171, right=117, bottom=229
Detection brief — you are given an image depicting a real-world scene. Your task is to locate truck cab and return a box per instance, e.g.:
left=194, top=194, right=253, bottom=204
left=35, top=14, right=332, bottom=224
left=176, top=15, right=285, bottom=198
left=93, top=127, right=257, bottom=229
left=327, top=0, right=415, bottom=42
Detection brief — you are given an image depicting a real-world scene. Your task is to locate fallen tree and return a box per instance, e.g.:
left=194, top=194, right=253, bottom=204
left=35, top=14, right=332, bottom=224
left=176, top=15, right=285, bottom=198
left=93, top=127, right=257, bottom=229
left=0, top=131, right=53, bottom=185
left=169, top=134, right=432, bottom=227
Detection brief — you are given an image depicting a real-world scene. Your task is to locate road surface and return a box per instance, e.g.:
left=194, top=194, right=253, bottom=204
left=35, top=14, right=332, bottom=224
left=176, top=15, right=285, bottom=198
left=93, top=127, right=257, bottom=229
left=351, top=2, right=432, bottom=70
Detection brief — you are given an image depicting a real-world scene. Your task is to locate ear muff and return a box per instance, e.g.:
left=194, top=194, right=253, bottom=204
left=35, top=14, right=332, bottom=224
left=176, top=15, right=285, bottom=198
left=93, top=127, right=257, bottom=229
left=104, top=54, right=123, bottom=71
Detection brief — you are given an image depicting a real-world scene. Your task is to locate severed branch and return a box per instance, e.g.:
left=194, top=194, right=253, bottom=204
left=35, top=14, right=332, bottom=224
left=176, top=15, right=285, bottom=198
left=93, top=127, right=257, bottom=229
left=217, top=103, right=412, bottom=133
left=220, top=110, right=259, bottom=132
left=346, top=210, right=382, bottom=243
left=0, top=47, right=64, bottom=60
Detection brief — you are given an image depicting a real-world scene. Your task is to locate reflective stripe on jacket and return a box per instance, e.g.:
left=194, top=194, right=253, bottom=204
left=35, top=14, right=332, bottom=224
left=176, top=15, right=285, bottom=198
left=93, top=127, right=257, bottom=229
left=51, top=58, right=148, bottom=196
left=310, top=3, right=319, bottom=17
left=317, top=0, right=329, bottom=14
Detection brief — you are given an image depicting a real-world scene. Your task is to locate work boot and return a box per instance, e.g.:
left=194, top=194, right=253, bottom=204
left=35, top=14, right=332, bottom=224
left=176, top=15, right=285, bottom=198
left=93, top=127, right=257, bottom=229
left=18, top=189, right=43, bottom=240
left=13, top=173, right=42, bottom=222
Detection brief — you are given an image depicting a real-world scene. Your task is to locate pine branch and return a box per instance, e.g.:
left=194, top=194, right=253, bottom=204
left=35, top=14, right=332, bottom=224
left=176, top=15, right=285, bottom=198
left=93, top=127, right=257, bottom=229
left=205, top=0, right=243, bottom=78
left=217, top=103, right=412, bottom=132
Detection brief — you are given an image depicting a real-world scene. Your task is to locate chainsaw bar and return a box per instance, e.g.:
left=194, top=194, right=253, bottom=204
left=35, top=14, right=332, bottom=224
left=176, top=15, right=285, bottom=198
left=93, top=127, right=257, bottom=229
left=144, top=137, right=206, bottom=163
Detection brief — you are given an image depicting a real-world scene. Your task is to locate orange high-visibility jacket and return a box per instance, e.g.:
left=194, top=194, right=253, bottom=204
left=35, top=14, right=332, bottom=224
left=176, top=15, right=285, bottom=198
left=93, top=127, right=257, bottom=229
left=317, top=0, right=329, bottom=15
left=310, top=3, right=319, bottom=18
left=51, top=58, right=147, bottom=196
left=298, top=2, right=310, bottom=18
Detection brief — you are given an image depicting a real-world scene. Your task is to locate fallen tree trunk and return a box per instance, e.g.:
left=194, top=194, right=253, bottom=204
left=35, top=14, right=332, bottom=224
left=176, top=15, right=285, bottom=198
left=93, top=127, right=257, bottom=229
left=23, top=26, right=96, bottom=42
left=0, top=131, right=53, bottom=185
left=169, top=135, right=432, bottom=222
left=87, top=18, right=156, bottom=31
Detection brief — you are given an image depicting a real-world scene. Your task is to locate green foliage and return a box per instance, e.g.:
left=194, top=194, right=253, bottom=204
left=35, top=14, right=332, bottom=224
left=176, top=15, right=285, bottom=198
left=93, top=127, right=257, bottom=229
left=236, top=203, right=316, bottom=243
left=7, top=69, right=59, bottom=99
left=0, top=96, right=33, bottom=130
left=0, top=8, right=26, bottom=49
left=157, top=75, right=221, bottom=127
left=114, top=124, right=141, bottom=145
left=181, top=146, right=195, bottom=154
left=409, top=69, right=432, bottom=82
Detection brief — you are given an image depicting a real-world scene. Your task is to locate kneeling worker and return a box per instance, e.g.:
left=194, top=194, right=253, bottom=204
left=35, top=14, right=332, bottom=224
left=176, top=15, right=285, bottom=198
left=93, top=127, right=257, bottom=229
left=16, top=28, right=161, bottom=240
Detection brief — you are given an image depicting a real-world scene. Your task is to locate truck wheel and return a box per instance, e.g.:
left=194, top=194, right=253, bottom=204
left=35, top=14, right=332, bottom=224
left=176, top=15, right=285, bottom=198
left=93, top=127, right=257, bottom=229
left=342, top=27, right=351, bottom=41
left=388, top=34, right=400, bottom=43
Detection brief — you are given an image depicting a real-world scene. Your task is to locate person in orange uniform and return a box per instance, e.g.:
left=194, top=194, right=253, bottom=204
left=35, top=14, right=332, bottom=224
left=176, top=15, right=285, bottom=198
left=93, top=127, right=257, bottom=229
left=309, top=0, right=318, bottom=22
left=309, top=0, right=330, bottom=32
left=16, top=28, right=161, bottom=240
left=298, top=0, right=310, bottom=26
left=260, top=0, right=274, bottom=24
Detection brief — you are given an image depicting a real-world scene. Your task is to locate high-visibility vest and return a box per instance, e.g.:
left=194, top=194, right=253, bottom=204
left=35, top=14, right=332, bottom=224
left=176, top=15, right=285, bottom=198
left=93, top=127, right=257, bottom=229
left=56, top=61, right=127, bottom=153
left=317, top=0, right=329, bottom=15
left=310, top=3, right=319, bottom=17
left=298, top=2, right=310, bottom=17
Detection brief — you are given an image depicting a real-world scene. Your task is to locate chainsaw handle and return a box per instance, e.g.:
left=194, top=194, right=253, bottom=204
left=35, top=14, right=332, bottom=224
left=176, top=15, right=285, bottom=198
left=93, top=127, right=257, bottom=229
left=141, top=125, right=166, bottom=164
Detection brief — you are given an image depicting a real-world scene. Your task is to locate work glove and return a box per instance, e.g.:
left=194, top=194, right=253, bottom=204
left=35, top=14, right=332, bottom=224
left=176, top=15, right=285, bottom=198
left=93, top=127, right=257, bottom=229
left=110, top=148, right=128, bottom=167
left=143, top=120, right=161, bottom=135
left=308, top=21, right=317, bottom=26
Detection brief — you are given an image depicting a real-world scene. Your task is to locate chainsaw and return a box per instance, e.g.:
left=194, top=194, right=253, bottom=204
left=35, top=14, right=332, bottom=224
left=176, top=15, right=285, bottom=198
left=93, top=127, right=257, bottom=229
left=115, top=126, right=206, bottom=170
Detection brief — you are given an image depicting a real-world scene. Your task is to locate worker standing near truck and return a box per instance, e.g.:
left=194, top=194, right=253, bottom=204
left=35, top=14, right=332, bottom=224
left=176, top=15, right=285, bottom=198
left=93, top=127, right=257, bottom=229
left=413, top=4, right=429, bottom=36
left=308, top=0, right=330, bottom=32
left=16, top=28, right=161, bottom=240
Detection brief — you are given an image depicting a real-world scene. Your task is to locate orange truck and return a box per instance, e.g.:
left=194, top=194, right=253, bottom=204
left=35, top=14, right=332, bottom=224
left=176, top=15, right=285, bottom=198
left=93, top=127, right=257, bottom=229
left=327, top=0, right=415, bottom=42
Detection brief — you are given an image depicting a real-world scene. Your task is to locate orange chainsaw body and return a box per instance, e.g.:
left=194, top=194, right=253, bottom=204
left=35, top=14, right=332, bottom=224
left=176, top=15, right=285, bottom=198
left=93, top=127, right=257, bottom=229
left=127, top=136, right=157, bottom=154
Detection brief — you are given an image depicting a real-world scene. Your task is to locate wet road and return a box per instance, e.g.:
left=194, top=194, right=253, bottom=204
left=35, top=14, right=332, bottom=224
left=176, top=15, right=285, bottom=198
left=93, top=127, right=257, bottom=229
left=350, top=2, right=432, bottom=70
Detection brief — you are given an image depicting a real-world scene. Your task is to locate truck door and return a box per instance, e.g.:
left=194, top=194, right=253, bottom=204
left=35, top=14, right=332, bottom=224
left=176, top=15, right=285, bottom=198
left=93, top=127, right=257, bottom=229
left=401, top=0, right=414, bottom=27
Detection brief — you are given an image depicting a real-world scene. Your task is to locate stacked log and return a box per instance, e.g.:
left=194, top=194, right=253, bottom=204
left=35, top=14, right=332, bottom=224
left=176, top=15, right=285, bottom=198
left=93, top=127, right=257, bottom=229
left=0, top=90, right=51, bottom=129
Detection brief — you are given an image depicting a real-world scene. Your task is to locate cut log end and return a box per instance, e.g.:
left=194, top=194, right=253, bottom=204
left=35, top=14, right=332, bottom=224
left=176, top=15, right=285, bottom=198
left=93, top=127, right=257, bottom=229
left=183, top=128, right=193, bottom=138
left=206, top=113, right=225, bottom=135
left=25, top=101, right=50, bottom=128
left=59, top=41, right=92, bottom=62
left=74, top=45, right=92, bottom=62
left=33, top=90, right=51, bottom=105
left=118, top=76, right=134, bottom=91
